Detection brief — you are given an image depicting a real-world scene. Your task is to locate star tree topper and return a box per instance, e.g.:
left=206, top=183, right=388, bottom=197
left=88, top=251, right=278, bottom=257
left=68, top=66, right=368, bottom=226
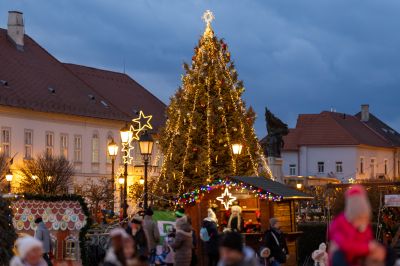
left=217, top=187, right=237, bottom=210
left=202, top=10, right=215, bottom=26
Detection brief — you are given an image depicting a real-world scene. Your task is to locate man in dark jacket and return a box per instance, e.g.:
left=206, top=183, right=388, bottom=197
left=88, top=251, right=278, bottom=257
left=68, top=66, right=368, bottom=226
left=265, top=217, right=288, bottom=266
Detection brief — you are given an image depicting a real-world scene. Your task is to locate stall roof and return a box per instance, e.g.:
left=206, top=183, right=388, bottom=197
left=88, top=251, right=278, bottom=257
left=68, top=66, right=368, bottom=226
left=231, top=176, right=313, bottom=200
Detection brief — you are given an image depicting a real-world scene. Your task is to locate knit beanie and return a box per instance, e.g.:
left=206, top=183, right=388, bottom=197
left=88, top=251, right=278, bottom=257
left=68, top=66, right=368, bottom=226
left=219, top=232, right=243, bottom=253
left=204, top=208, right=218, bottom=223
left=109, top=228, right=129, bottom=239
left=344, top=185, right=371, bottom=222
left=175, top=208, right=185, bottom=218
left=16, top=236, right=43, bottom=259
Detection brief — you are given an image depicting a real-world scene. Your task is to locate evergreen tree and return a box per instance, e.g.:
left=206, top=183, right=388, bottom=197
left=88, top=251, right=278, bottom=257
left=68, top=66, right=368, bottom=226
left=159, top=11, right=270, bottom=198
left=0, top=197, right=17, bottom=264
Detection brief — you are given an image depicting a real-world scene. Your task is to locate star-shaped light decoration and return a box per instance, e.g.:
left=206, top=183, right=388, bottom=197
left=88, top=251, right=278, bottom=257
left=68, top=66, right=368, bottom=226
left=202, top=10, right=215, bottom=26
left=217, top=187, right=237, bottom=210
left=132, top=111, right=153, bottom=132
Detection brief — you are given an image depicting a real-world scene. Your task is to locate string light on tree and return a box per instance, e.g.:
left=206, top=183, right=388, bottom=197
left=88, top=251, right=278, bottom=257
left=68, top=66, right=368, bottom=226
left=158, top=10, right=273, bottom=201
left=217, top=187, right=237, bottom=210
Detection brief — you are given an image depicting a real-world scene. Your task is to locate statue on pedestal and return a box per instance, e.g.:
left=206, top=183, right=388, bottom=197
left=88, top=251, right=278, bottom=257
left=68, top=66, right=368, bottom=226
left=264, top=108, right=289, bottom=158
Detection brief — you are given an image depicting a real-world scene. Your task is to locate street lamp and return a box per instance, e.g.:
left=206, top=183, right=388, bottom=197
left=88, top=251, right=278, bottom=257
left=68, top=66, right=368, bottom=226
left=231, top=143, right=243, bottom=175
left=108, top=138, right=118, bottom=211
left=118, top=174, right=124, bottom=214
left=5, top=169, right=13, bottom=193
left=138, top=131, right=154, bottom=210
left=139, top=177, right=145, bottom=185
left=120, top=123, right=132, bottom=219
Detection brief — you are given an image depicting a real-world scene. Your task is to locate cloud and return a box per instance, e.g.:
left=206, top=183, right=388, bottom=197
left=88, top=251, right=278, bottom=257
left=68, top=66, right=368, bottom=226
left=0, top=0, right=399, bottom=136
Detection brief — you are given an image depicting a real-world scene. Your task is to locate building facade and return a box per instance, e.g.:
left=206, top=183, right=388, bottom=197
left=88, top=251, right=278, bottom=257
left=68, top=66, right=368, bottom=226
left=0, top=11, right=165, bottom=209
left=281, top=105, right=400, bottom=183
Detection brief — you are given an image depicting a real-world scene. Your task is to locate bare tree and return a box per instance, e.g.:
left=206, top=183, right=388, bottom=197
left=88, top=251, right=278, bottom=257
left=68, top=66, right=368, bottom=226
left=19, top=152, right=73, bottom=195
left=0, top=152, right=7, bottom=190
left=77, top=178, right=113, bottom=219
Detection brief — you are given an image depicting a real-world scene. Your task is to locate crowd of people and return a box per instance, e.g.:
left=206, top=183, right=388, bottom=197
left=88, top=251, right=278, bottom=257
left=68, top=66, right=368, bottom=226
left=9, top=184, right=400, bottom=266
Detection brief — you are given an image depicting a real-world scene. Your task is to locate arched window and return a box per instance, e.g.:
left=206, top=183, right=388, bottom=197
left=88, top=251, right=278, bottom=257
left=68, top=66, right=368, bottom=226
left=92, top=132, right=99, bottom=163
left=64, top=235, right=78, bottom=260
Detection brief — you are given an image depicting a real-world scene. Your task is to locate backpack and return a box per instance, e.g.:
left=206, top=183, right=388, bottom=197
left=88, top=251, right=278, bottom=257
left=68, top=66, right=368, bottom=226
left=200, top=227, right=210, bottom=242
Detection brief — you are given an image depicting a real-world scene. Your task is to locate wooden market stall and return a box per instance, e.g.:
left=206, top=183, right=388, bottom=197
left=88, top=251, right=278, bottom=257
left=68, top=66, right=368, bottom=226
left=179, top=176, right=313, bottom=266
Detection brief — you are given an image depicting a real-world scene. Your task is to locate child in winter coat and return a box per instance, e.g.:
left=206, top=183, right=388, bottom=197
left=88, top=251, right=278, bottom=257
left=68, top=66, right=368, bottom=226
left=328, top=185, right=386, bottom=266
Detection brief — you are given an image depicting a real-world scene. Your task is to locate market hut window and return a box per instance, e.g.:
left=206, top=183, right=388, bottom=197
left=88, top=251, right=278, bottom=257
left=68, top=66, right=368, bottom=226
left=64, top=235, right=78, bottom=260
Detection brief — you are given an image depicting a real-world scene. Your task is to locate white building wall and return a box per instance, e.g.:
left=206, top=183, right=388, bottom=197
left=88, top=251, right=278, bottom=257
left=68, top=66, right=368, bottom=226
left=282, top=151, right=298, bottom=176
left=0, top=107, right=161, bottom=190
left=356, top=146, right=395, bottom=180
left=302, top=146, right=357, bottom=182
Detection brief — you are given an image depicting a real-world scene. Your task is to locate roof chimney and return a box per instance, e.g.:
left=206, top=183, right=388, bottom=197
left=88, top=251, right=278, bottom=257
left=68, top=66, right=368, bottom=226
left=361, top=104, right=369, bottom=122
left=7, top=11, right=25, bottom=50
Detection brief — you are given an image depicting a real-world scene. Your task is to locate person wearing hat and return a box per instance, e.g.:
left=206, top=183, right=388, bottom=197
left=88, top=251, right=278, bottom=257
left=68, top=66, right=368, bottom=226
left=264, top=217, right=288, bottom=266
left=10, top=236, right=47, bottom=266
left=170, top=214, right=193, bottom=266
left=130, top=214, right=148, bottom=258
left=142, top=208, right=160, bottom=263
left=329, top=185, right=386, bottom=266
left=34, top=217, right=52, bottom=266
left=104, top=228, right=130, bottom=266
left=175, top=207, right=186, bottom=219
left=201, top=208, right=220, bottom=266
left=217, top=232, right=258, bottom=266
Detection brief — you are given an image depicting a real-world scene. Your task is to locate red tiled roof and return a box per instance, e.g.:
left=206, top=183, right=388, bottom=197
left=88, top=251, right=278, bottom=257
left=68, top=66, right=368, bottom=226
left=0, top=29, right=165, bottom=127
left=64, top=64, right=166, bottom=129
left=282, top=111, right=393, bottom=150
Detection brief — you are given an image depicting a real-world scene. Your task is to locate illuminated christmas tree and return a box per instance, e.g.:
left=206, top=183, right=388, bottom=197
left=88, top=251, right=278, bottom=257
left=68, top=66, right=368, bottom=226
left=158, top=11, right=271, bottom=199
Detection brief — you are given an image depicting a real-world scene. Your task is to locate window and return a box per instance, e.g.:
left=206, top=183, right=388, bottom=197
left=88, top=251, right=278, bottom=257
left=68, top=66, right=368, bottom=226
left=74, top=135, right=82, bottom=162
left=384, top=159, right=388, bottom=175
left=370, top=159, right=375, bottom=178
left=64, top=236, right=77, bottom=260
left=317, top=162, right=324, bottom=173
left=60, top=134, right=68, bottom=158
left=45, top=132, right=54, bottom=156
left=360, top=158, right=364, bottom=174
left=289, top=164, right=296, bottom=176
left=24, top=129, right=33, bottom=159
left=336, top=161, right=343, bottom=173
left=92, top=133, right=99, bottom=163
left=1, top=127, right=11, bottom=157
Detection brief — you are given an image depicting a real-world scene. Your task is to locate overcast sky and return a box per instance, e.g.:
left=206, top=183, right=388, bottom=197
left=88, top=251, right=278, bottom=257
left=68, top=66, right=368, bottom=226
left=1, top=0, right=400, bottom=136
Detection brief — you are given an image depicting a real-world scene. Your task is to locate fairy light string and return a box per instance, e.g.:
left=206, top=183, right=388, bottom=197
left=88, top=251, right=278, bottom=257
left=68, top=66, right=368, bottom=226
left=177, top=178, right=283, bottom=205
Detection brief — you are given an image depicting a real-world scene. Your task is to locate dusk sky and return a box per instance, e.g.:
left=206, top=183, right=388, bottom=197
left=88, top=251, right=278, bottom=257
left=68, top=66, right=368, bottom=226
left=1, top=0, right=400, bottom=136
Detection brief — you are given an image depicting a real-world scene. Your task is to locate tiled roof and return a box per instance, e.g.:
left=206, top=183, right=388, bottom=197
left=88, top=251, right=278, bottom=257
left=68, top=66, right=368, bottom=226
left=231, top=176, right=312, bottom=199
left=0, top=28, right=165, bottom=126
left=355, top=112, right=400, bottom=147
left=282, top=111, right=394, bottom=150
left=64, top=64, right=166, bottom=129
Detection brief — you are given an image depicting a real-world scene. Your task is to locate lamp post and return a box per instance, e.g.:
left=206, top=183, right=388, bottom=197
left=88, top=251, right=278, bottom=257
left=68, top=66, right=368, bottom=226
left=231, top=143, right=243, bottom=175
left=118, top=174, right=125, bottom=213
left=120, top=124, right=133, bottom=219
left=5, top=169, right=13, bottom=193
left=107, top=138, right=119, bottom=212
left=138, top=131, right=154, bottom=210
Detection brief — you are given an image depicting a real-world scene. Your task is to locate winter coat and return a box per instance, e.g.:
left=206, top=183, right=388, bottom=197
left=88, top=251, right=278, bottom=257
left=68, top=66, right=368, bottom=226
left=143, top=215, right=160, bottom=251
left=9, top=257, right=47, bottom=266
left=202, top=220, right=219, bottom=256
left=328, top=213, right=373, bottom=266
left=132, top=227, right=148, bottom=257
left=265, top=228, right=289, bottom=263
left=170, top=220, right=193, bottom=266
left=217, top=247, right=258, bottom=266
left=34, top=222, right=51, bottom=253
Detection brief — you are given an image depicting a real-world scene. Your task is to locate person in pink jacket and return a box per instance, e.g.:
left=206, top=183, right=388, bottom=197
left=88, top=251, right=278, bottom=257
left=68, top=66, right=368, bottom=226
left=328, top=185, right=386, bottom=266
